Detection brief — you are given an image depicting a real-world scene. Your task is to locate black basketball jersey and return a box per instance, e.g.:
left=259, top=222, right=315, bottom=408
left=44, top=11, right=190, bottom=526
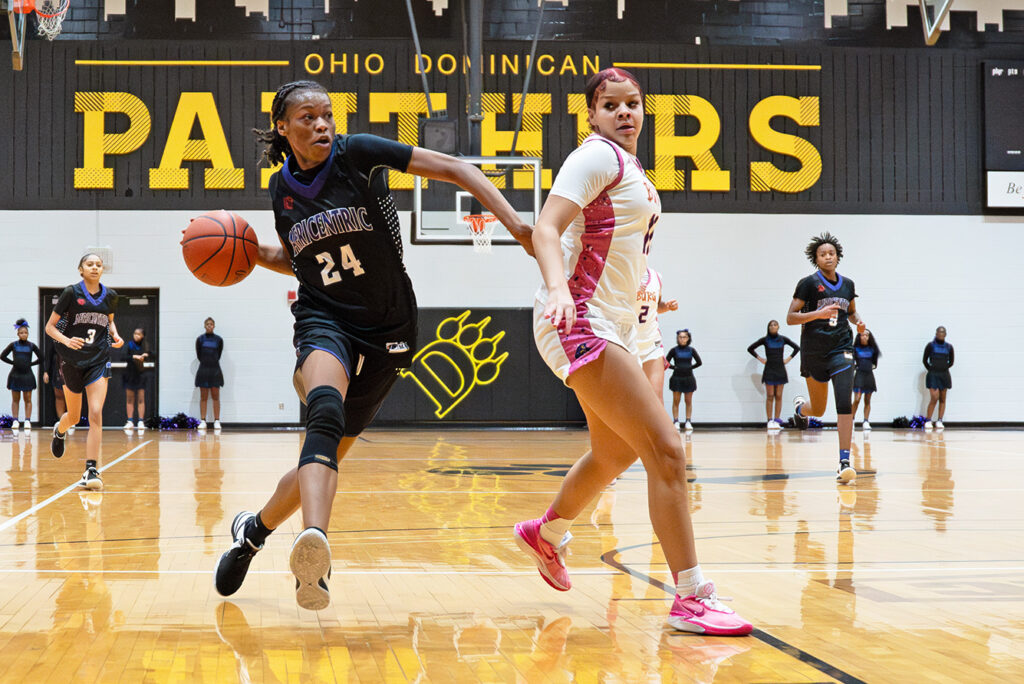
left=53, top=281, right=119, bottom=368
left=793, top=271, right=857, bottom=353
left=269, top=134, right=417, bottom=355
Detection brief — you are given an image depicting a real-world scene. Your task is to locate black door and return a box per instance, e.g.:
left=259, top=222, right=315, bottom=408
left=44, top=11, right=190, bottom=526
left=39, top=288, right=159, bottom=428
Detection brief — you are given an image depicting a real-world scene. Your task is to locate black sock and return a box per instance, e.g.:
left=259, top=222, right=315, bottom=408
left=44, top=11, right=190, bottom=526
left=85, top=459, right=97, bottom=470
left=246, top=512, right=274, bottom=546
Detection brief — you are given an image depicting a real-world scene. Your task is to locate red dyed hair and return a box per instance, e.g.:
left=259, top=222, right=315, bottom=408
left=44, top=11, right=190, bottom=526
left=584, top=67, right=644, bottom=109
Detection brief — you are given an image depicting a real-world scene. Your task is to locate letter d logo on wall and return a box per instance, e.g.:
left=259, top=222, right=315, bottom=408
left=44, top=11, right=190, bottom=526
left=399, top=311, right=508, bottom=419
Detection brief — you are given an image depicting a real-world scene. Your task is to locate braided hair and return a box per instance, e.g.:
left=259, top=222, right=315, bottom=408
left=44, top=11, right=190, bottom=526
left=804, top=232, right=843, bottom=266
left=253, top=80, right=329, bottom=167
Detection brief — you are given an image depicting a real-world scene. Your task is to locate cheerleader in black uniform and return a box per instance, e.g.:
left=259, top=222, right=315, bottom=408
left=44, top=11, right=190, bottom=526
left=123, top=328, right=150, bottom=433
left=851, top=329, right=880, bottom=431
left=44, top=253, right=124, bottom=490
left=213, top=80, right=532, bottom=610
left=666, top=330, right=701, bottom=431
left=195, top=317, right=224, bottom=430
left=2, top=319, right=41, bottom=430
left=747, top=320, right=800, bottom=430
left=42, top=338, right=67, bottom=428
left=923, top=326, right=954, bottom=430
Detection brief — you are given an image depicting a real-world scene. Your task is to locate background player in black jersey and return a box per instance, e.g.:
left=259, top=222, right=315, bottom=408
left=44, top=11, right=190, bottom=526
left=2, top=319, right=41, bottom=430
left=665, top=330, right=701, bottom=432
left=122, top=327, right=150, bottom=433
left=851, top=329, right=880, bottom=432
left=213, top=80, right=532, bottom=610
left=923, top=326, right=954, bottom=430
left=195, top=317, right=224, bottom=431
left=786, top=233, right=866, bottom=484
left=44, top=254, right=124, bottom=490
left=747, top=320, right=800, bottom=431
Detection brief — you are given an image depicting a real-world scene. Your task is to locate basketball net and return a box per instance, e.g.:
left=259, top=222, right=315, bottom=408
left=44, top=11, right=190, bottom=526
left=461, top=214, right=499, bottom=254
left=35, top=0, right=69, bottom=40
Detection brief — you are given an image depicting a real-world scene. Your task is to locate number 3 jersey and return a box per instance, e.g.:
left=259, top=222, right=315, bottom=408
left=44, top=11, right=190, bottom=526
left=53, top=281, right=119, bottom=368
left=270, top=134, right=417, bottom=357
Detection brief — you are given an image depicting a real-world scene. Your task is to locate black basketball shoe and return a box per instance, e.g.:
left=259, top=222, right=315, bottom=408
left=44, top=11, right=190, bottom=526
left=78, top=462, right=102, bottom=490
left=50, top=424, right=66, bottom=458
left=215, top=511, right=263, bottom=596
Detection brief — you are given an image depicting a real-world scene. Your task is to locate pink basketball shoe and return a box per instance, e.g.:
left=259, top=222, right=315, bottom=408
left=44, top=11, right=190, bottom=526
left=667, top=581, right=753, bottom=636
left=514, top=518, right=572, bottom=591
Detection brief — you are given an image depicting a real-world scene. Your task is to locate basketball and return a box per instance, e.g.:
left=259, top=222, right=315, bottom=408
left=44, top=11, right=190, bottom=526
left=181, top=210, right=258, bottom=287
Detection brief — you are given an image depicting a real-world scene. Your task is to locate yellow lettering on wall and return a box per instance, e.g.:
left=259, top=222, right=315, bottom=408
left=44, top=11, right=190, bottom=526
left=74, top=92, right=151, bottom=189
left=368, top=93, right=447, bottom=189
left=480, top=92, right=553, bottom=189
left=647, top=94, right=730, bottom=192
left=259, top=92, right=357, bottom=189
left=148, top=93, right=243, bottom=190
left=559, top=55, right=578, bottom=76
left=749, top=95, right=821, bottom=193
left=536, top=54, right=555, bottom=76
left=566, top=93, right=591, bottom=147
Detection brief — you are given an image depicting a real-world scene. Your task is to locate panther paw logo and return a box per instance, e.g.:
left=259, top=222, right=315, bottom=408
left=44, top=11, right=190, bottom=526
left=399, top=311, right=509, bottom=418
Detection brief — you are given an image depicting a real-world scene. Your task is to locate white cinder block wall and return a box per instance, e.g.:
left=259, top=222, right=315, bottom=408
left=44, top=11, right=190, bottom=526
left=1, top=210, right=1020, bottom=424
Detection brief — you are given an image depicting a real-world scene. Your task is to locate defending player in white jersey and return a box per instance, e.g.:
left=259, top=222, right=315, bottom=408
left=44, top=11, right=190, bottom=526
left=514, top=68, right=752, bottom=636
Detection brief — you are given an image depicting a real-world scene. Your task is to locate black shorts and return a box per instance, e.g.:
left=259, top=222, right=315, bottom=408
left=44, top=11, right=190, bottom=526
left=761, top=363, right=788, bottom=386
left=60, top=358, right=111, bottom=394
left=293, top=317, right=406, bottom=436
left=7, top=370, right=36, bottom=392
left=123, top=372, right=146, bottom=391
left=800, top=347, right=853, bottom=383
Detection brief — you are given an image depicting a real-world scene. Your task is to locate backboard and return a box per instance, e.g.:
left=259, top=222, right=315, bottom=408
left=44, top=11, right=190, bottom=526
left=411, top=156, right=542, bottom=246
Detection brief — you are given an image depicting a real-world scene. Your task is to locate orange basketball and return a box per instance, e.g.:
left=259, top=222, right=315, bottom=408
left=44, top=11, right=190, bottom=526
left=181, top=211, right=258, bottom=286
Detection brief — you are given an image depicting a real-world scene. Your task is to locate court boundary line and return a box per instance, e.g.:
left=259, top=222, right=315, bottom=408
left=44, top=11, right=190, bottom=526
left=600, top=544, right=868, bottom=684
left=0, top=440, right=152, bottom=534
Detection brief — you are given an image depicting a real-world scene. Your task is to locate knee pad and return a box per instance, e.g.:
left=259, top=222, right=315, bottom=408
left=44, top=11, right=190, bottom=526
left=297, top=385, right=345, bottom=472
left=831, top=366, right=854, bottom=414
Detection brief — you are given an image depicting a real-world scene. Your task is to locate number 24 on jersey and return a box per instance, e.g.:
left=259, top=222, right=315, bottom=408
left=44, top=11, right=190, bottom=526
left=316, top=244, right=364, bottom=285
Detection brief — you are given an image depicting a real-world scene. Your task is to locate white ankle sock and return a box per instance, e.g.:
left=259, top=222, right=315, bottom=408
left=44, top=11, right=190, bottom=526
left=675, top=565, right=705, bottom=597
left=539, top=515, right=573, bottom=546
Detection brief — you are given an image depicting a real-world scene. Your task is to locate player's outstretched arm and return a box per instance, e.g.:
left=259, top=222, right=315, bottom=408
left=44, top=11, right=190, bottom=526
left=257, top=234, right=295, bottom=276
left=406, top=147, right=534, bottom=256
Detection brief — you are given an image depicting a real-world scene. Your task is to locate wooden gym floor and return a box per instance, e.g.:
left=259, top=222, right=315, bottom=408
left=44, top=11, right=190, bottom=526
left=0, top=426, right=1021, bottom=682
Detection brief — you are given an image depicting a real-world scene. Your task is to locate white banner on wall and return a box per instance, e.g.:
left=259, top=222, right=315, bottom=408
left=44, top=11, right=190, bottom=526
left=987, top=171, right=1024, bottom=207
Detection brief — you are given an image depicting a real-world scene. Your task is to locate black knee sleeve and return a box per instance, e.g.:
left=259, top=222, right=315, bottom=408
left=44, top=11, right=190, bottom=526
left=298, top=385, right=345, bottom=472
left=831, top=366, right=854, bottom=414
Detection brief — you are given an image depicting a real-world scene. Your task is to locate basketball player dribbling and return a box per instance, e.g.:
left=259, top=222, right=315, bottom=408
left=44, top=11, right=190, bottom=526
left=514, top=68, right=752, bottom=636
left=45, top=253, right=124, bottom=490
left=213, top=80, right=532, bottom=610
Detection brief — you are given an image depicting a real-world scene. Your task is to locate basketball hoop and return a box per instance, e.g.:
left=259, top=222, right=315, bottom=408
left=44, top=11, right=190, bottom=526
left=35, top=0, right=69, bottom=41
left=462, top=214, right=499, bottom=254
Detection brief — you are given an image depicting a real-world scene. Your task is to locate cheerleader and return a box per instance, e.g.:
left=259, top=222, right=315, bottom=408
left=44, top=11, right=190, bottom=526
left=923, top=326, right=953, bottom=430
left=851, top=329, right=880, bottom=431
left=2, top=319, right=41, bottom=430
left=195, top=317, right=224, bottom=430
left=746, top=320, right=799, bottom=430
left=666, top=330, right=701, bottom=431
left=122, top=328, right=150, bottom=432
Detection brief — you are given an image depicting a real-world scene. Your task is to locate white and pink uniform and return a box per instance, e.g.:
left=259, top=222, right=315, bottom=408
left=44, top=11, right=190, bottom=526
left=636, top=267, right=667, bottom=365
left=534, top=134, right=661, bottom=382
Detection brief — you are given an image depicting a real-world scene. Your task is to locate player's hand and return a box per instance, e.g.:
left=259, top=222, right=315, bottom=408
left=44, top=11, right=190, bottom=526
left=856, top=320, right=866, bottom=334
left=758, top=358, right=766, bottom=365
left=543, top=284, right=576, bottom=335
left=784, top=357, right=792, bottom=365
left=815, top=303, right=841, bottom=320
left=111, top=335, right=124, bottom=349
left=658, top=299, right=679, bottom=314
left=65, top=337, right=85, bottom=350
left=43, top=372, right=49, bottom=384
left=507, top=223, right=535, bottom=258
left=133, top=354, right=144, bottom=361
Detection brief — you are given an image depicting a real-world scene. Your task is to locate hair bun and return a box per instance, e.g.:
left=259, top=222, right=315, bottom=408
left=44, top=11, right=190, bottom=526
left=14, top=318, right=28, bottom=328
